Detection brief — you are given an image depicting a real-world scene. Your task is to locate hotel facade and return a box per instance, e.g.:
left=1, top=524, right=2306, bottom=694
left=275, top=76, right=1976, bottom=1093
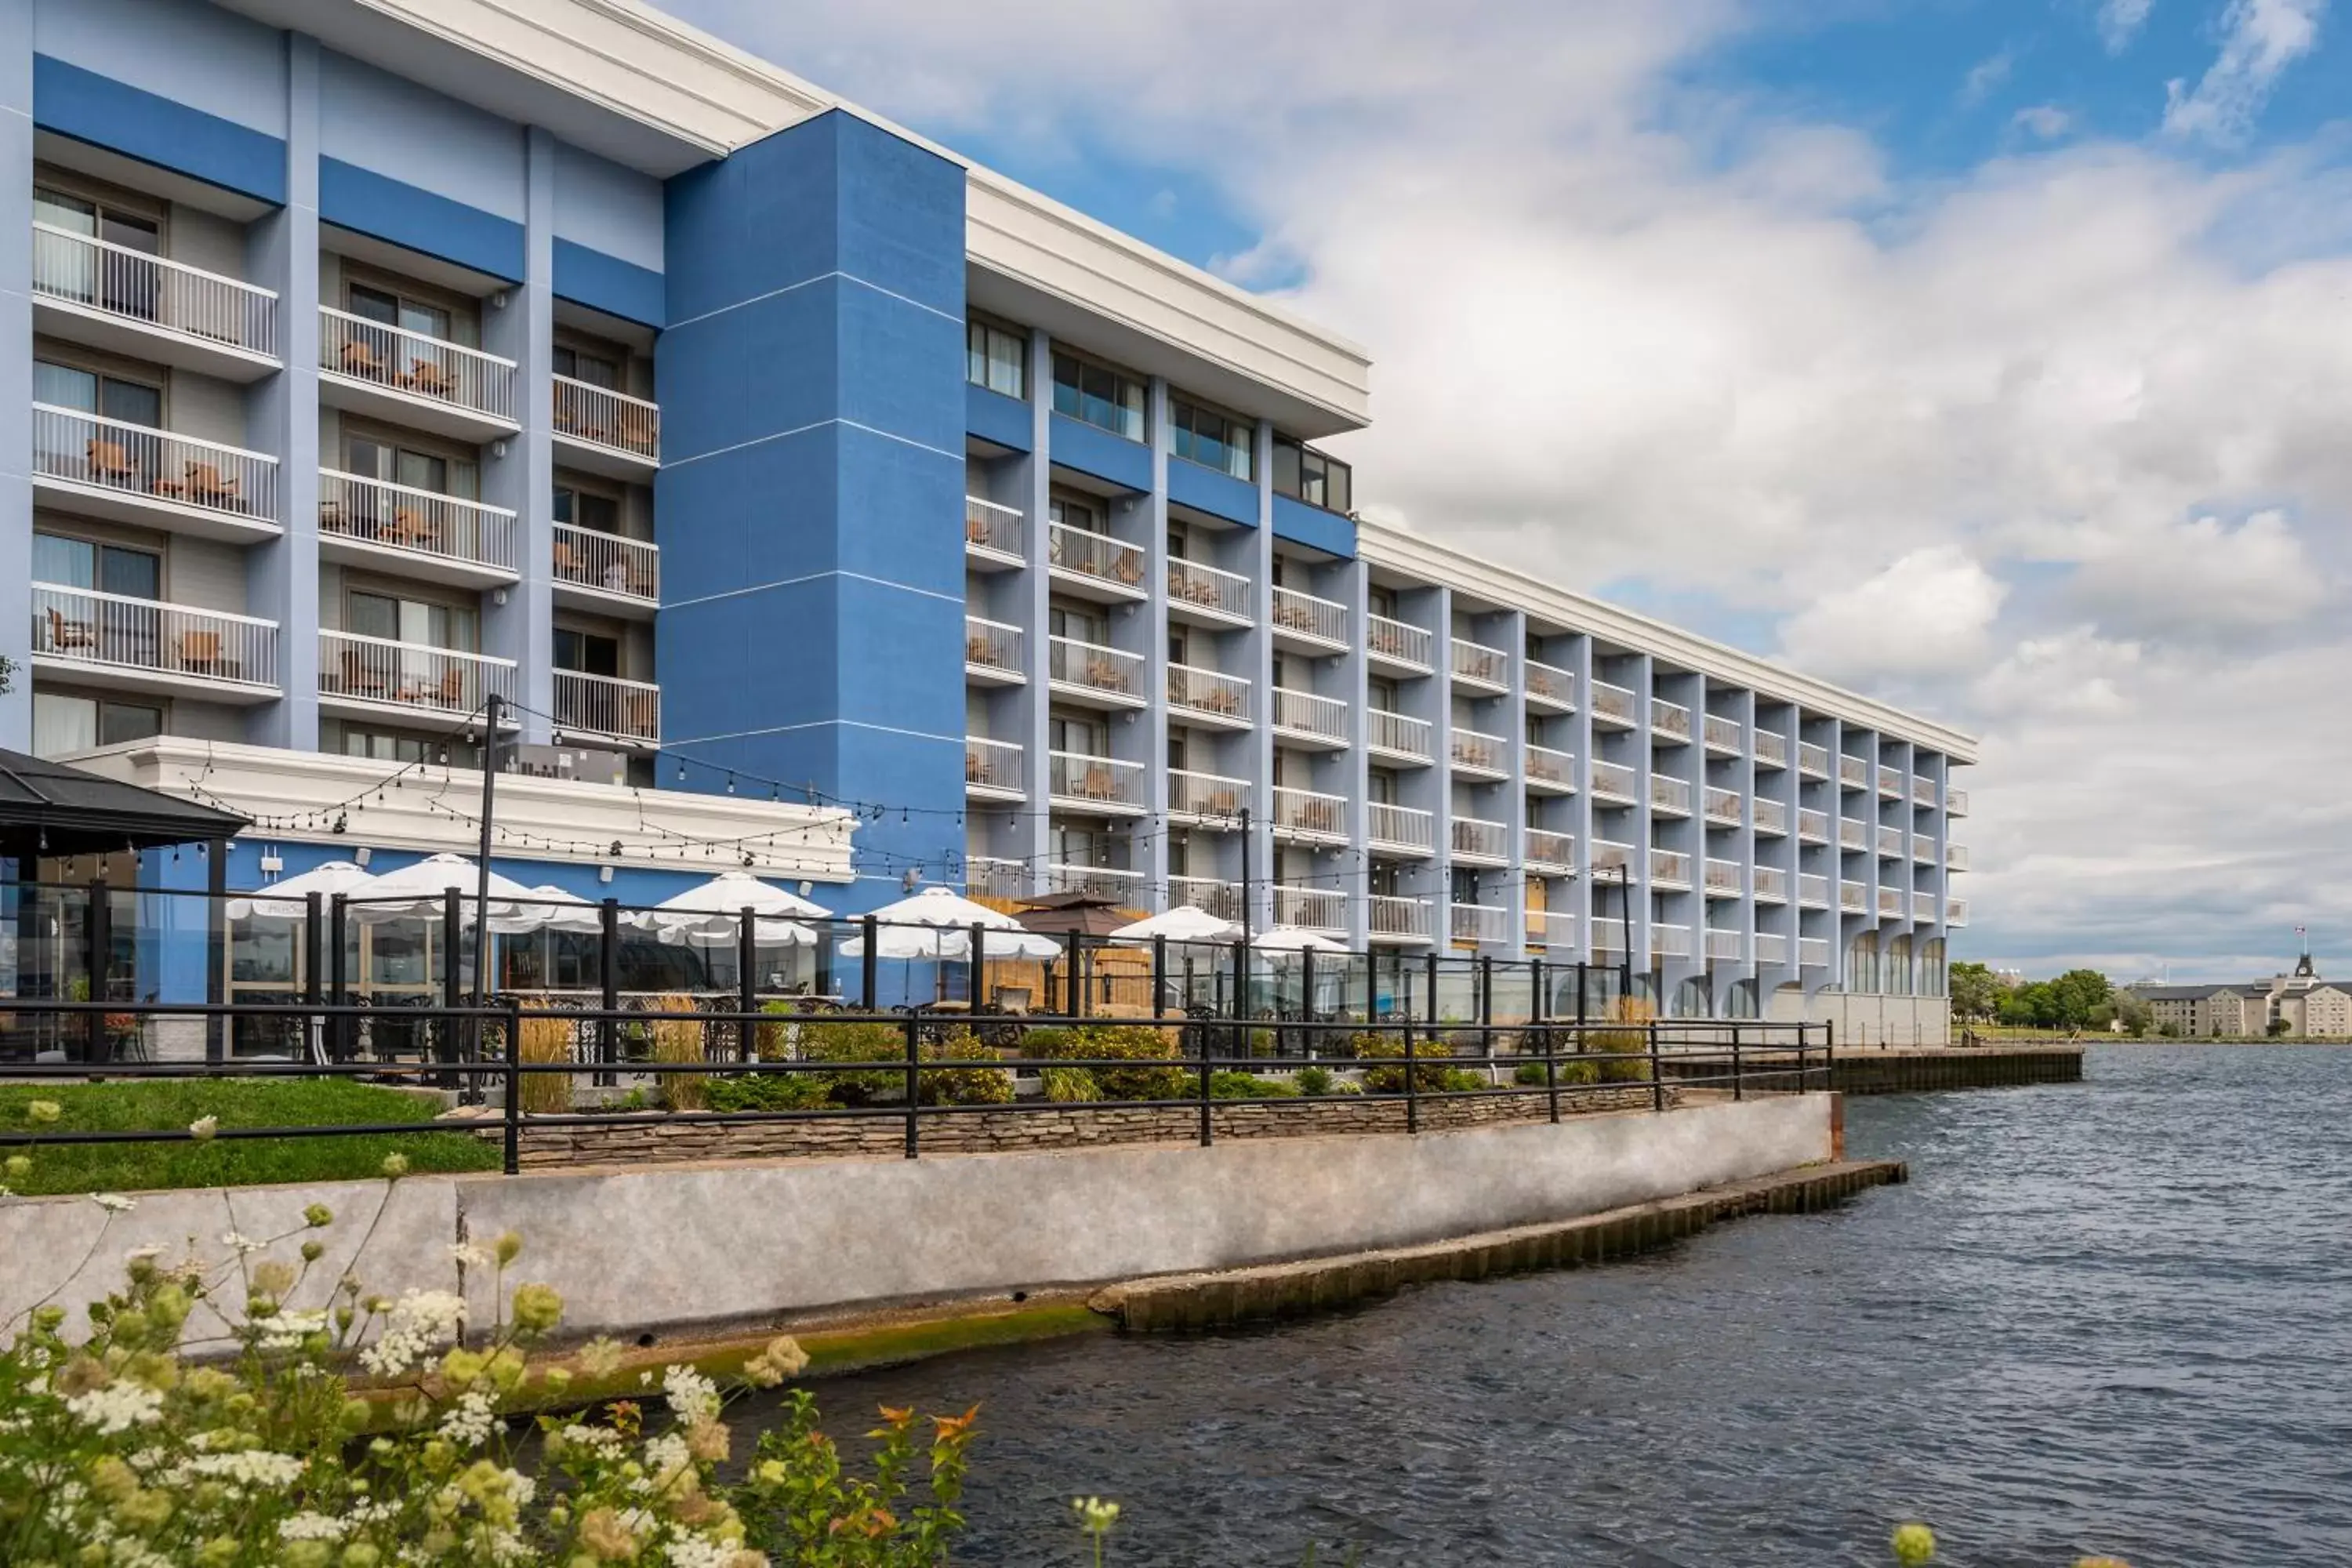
left=0, top=0, right=1973, bottom=1038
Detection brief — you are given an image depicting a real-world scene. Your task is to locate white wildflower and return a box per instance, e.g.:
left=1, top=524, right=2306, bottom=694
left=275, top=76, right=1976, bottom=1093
left=278, top=1512, right=350, bottom=1542
left=220, top=1230, right=263, bottom=1255
left=663, top=1537, right=739, bottom=1568
left=661, top=1364, right=720, bottom=1425
left=64, top=1383, right=164, bottom=1433
left=438, top=1386, right=499, bottom=1449
left=188, top=1115, right=220, bottom=1142
left=636, top=1433, right=691, bottom=1493
left=357, top=1288, right=467, bottom=1377
left=260, top=1308, right=332, bottom=1352
left=554, top=1423, right=626, bottom=1460
left=90, top=1192, right=135, bottom=1214
left=448, top=1241, right=493, bottom=1271
left=170, top=1450, right=305, bottom=1490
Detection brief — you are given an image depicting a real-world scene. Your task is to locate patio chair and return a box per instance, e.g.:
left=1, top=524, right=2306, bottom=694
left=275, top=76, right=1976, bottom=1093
left=339, top=647, right=389, bottom=696
left=615, top=407, right=656, bottom=456
left=553, top=540, right=583, bottom=578
left=405, top=358, right=454, bottom=399
left=175, top=630, right=227, bottom=676
left=183, top=463, right=240, bottom=509
left=339, top=338, right=387, bottom=379
left=45, top=607, right=97, bottom=653
left=86, top=438, right=136, bottom=487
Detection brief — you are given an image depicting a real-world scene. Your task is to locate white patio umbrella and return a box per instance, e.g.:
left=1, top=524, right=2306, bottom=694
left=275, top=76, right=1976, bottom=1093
left=836, top=886, right=1062, bottom=960
left=226, top=860, right=377, bottom=921
left=346, top=853, right=539, bottom=924
left=643, top=870, right=833, bottom=947
left=1250, top=926, right=1352, bottom=956
left=487, top=885, right=609, bottom=937
left=1108, top=905, right=1243, bottom=946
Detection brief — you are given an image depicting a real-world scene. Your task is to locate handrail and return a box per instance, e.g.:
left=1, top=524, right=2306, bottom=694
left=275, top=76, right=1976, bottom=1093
left=321, top=304, right=516, bottom=423
left=321, top=469, right=517, bottom=572
left=34, top=223, right=279, bottom=358
left=552, top=372, right=657, bottom=459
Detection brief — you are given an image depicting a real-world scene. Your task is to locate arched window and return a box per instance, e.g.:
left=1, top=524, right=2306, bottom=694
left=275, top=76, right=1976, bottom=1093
left=1846, top=931, right=1878, bottom=993
left=1671, top=974, right=1712, bottom=1019
left=1886, top=935, right=1914, bottom=996
left=1725, top=978, right=1760, bottom=1019
left=1919, top=938, right=1947, bottom=997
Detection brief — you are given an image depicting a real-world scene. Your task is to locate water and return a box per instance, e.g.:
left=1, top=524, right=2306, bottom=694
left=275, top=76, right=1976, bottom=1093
left=804, top=1046, right=2352, bottom=1566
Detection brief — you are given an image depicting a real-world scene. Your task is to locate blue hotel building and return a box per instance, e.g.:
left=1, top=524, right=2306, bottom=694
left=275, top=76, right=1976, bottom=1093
left=0, top=0, right=1974, bottom=1041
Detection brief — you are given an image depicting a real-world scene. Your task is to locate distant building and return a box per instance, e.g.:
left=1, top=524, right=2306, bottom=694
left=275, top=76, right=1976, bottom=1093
left=2131, top=950, right=2350, bottom=1039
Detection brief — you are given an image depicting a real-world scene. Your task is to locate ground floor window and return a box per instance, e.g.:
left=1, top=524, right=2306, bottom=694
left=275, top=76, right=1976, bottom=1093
left=31, top=690, right=162, bottom=757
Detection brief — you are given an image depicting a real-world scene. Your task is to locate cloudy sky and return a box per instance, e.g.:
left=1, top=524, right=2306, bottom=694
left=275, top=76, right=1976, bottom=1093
left=670, top=0, right=2351, bottom=984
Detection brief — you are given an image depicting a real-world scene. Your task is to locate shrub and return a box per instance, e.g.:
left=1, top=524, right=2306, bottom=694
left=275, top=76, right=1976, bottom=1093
left=704, top=1068, right=830, bottom=1112
left=1018, top=1025, right=1074, bottom=1058
left=514, top=1013, right=576, bottom=1116
left=754, top=996, right=803, bottom=1059
left=1513, top=1059, right=1550, bottom=1087
left=1588, top=996, right=1657, bottom=1083
left=920, top=1028, right=1015, bottom=1106
left=1294, top=1064, right=1337, bottom=1097
left=1209, top=1070, right=1289, bottom=1100
left=648, top=993, right=708, bottom=1111
left=1247, top=1028, right=1276, bottom=1058
left=1038, top=1025, right=1190, bottom=1102
left=1351, top=1030, right=1452, bottom=1094
left=798, top=1019, right=909, bottom=1105
left=1041, top=1065, right=1100, bottom=1103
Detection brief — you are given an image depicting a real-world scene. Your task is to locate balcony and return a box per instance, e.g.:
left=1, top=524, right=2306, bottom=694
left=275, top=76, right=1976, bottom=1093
left=1590, top=759, right=1638, bottom=806
left=1878, top=770, right=1904, bottom=802
left=967, top=857, right=1026, bottom=901
left=1049, top=751, right=1146, bottom=814
left=1704, top=858, right=1740, bottom=898
left=1047, top=635, right=1145, bottom=707
left=1703, top=786, right=1743, bottom=826
left=1838, top=754, right=1869, bottom=790
left=31, top=585, right=278, bottom=702
left=1948, top=899, right=1970, bottom=927
left=1754, top=797, right=1788, bottom=837
left=1272, top=785, right=1347, bottom=843
left=33, top=405, right=279, bottom=541
left=1170, top=877, right=1244, bottom=922
left=1167, top=663, right=1251, bottom=728
left=1840, top=880, right=1868, bottom=913
left=1525, top=659, right=1575, bottom=712
left=318, top=632, right=514, bottom=720
left=1366, top=612, right=1432, bottom=673
left=32, top=223, right=278, bottom=378
left=1047, top=524, right=1146, bottom=601
left=1705, top=928, right=1743, bottom=962
left=1798, top=873, right=1830, bottom=908
left=1526, top=743, right=1575, bottom=794
left=1702, top=713, right=1742, bottom=754
left=1450, top=637, right=1509, bottom=692
left=1948, top=787, right=1970, bottom=817
left=1838, top=817, right=1867, bottom=851
left=1370, top=894, right=1432, bottom=943
left=1365, top=708, right=1433, bottom=764
left=1167, top=557, right=1252, bottom=626
left=318, top=470, right=517, bottom=589
left=1912, top=890, right=1938, bottom=923
left=1049, top=863, right=1145, bottom=904
left=1526, top=909, right=1573, bottom=950
left=1450, top=902, right=1509, bottom=946
left=1526, top=827, right=1577, bottom=874
left=1270, top=584, right=1348, bottom=652
left=1591, top=680, right=1637, bottom=730
left=552, top=524, right=659, bottom=615
left=1450, top=726, right=1508, bottom=779
left=964, top=496, right=1023, bottom=568
left=1368, top=801, right=1436, bottom=855
left=1911, top=776, right=1938, bottom=808
left=1649, top=848, right=1692, bottom=889
left=1650, top=775, right=1692, bottom=818
left=552, top=670, right=660, bottom=748
left=1877, top=887, right=1904, bottom=919
left=319, top=305, right=517, bottom=441
left=965, top=736, right=1025, bottom=800
left=1653, top=922, right=1693, bottom=959
left=1754, top=731, right=1788, bottom=770
left=1167, top=768, right=1248, bottom=822
left=1650, top=698, right=1692, bottom=743
left=1754, top=866, right=1788, bottom=904
left=1798, top=741, right=1831, bottom=779
left=1911, top=833, right=1936, bottom=864
left=1946, top=843, right=1970, bottom=872
left=1799, top=936, right=1831, bottom=967
left=1876, top=825, right=1905, bottom=859
left=551, top=373, right=659, bottom=474
left=964, top=616, right=1025, bottom=685
left=1797, top=807, right=1829, bottom=844
left=1271, top=687, right=1349, bottom=748
left=1590, top=839, right=1636, bottom=878
left=1451, top=815, right=1509, bottom=864
left=1592, top=921, right=1628, bottom=958
left=1274, top=885, right=1347, bottom=935
left=1755, top=931, right=1790, bottom=965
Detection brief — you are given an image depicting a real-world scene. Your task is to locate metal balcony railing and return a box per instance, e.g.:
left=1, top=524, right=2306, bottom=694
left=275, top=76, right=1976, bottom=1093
left=1450, top=637, right=1509, bottom=688
left=1450, top=903, right=1508, bottom=945
left=552, top=670, right=660, bottom=746
left=1367, top=801, right=1435, bottom=851
left=32, top=584, right=278, bottom=689
left=1526, top=827, right=1576, bottom=873
left=1754, top=866, right=1788, bottom=902
left=1167, top=557, right=1251, bottom=620
left=964, top=615, right=1024, bottom=678
left=1653, top=922, right=1693, bottom=958
left=552, top=523, right=659, bottom=604
left=318, top=631, right=514, bottom=717
left=1704, top=858, right=1741, bottom=897
left=552, top=373, right=658, bottom=461
left=321, top=306, right=515, bottom=423
left=1840, top=880, right=1868, bottom=913
left=964, top=495, right=1022, bottom=559
left=1525, top=659, right=1575, bottom=710
left=1590, top=839, right=1636, bottom=877
left=1167, top=663, right=1250, bottom=724
left=1798, top=807, right=1829, bottom=842
left=1370, top=894, right=1432, bottom=940
left=1755, top=931, right=1790, bottom=964
left=1839, top=754, right=1869, bottom=789
left=1798, top=873, right=1830, bottom=907
left=1591, top=759, right=1638, bottom=804
left=1878, top=887, right=1904, bottom=919
left=1272, top=786, right=1347, bottom=840
left=1754, top=797, right=1788, bottom=835
left=1274, top=885, right=1347, bottom=934
left=1590, top=679, right=1637, bottom=728
left=1167, top=768, right=1248, bottom=820
left=1650, top=848, right=1692, bottom=887
left=1798, top=741, right=1831, bottom=778
left=1705, top=928, right=1744, bottom=962
left=964, top=736, right=1025, bottom=796
left=34, top=404, right=279, bottom=523
left=1946, top=843, right=1969, bottom=871
left=1271, top=687, right=1348, bottom=742
left=1270, top=583, right=1348, bottom=644
left=1050, top=863, right=1145, bottom=902
left=1754, top=731, right=1788, bottom=768
left=1703, top=713, right=1742, bottom=753
left=1838, top=817, right=1867, bottom=851
left=1170, top=877, right=1244, bottom=922
left=1704, top=786, right=1742, bottom=825
left=1912, top=891, right=1938, bottom=923
left=1650, top=698, right=1692, bottom=742
left=1526, top=744, right=1574, bottom=790
left=1450, top=726, right=1506, bottom=774
left=1452, top=816, right=1509, bottom=862
left=1879, top=771, right=1904, bottom=801
left=1048, top=523, right=1146, bottom=590
left=320, top=470, right=517, bottom=575
left=34, top=223, right=278, bottom=358
left=966, top=857, right=1025, bottom=901
left=1364, top=708, right=1432, bottom=760
left=1367, top=613, right=1432, bottom=669
left=1047, top=635, right=1142, bottom=701
left=1049, top=751, right=1145, bottom=809
left=1651, top=775, right=1693, bottom=816
left=1799, top=936, right=1830, bottom=967
left=1912, top=833, right=1936, bottom=863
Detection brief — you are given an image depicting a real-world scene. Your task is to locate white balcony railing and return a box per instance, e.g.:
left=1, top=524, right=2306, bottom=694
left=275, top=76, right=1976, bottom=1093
left=1651, top=698, right=1692, bottom=742
left=1367, top=801, right=1435, bottom=851
left=1840, top=880, right=1868, bottom=913
left=1047, top=522, right=1145, bottom=590
left=1839, top=754, right=1869, bottom=789
left=1274, top=885, right=1347, bottom=934
left=1946, top=843, right=1970, bottom=872
left=1450, top=903, right=1509, bottom=945
left=1270, top=583, right=1348, bottom=645
left=1876, top=826, right=1905, bottom=859
left=1048, top=635, right=1142, bottom=701
left=1755, top=931, right=1790, bottom=964
left=1370, top=894, right=1432, bottom=940
left=1799, top=936, right=1831, bottom=967
left=964, top=615, right=1024, bottom=678
left=1798, top=807, right=1830, bottom=843
left=1049, top=863, right=1145, bottom=902
left=1450, top=727, right=1506, bottom=775
left=1591, top=679, right=1637, bottom=728
left=1913, top=891, right=1938, bottom=923
left=1651, top=775, right=1693, bottom=816
left=1754, top=865, right=1788, bottom=903
left=1753, top=797, right=1788, bottom=836
left=320, top=470, right=517, bottom=575
left=1590, top=839, right=1636, bottom=877
left=1366, top=612, right=1432, bottom=670
left=1704, top=858, right=1741, bottom=897
left=1364, top=708, right=1433, bottom=760
left=1526, top=827, right=1576, bottom=873
left=1878, top=769, right=1904, bottom=800
left=34, top=223, right=278, bottom=359
left=1754, top=731, right=1788, bottom=768
left=1798, top=873, right=1830, bottom=908
left=1798, top=741, right=1831, bottom=778
left=554, top=523, right=659, bottom=603
left=1653, top=922, right=1693, bottom=959
left=1167, top=663, right=1250, bottom=724
left=1524, top=744, right=1573, bottom=792
left=1525, top=659, right=1575, bottom=710
left=1838, top=817, right=1868, bottom=851
left=1167, top=557, right=1251, bottom=620
left=1171, top=877, right=1244, bottom=923
left=1272, top=786, right=1347, bottom=840
left=964, top=495, right=1022, bottom=558
left=1592, top=921, right=1628, bottom=956
left=1650, top=848, right=1692, bottom=887
left=1452, top=816, right=1509, bottom=862
left=1878, top=887, right=1904, bottom=918
left=318, top=631, right=514, bottom=716
left=1450, top=637, right=1509, bottom=688
left=1912, top=776, right=1939, bottom=808
left=1590, top=758, right=1638, bottom=804
left=1703, top=713, right=1742, bottom=753
left=966, top=857, right=1026, bottom=901
left=1271, top=687, right=1348, bottom=742
left=1948, top=787, right=1970, bottom=817
left=1911, top=833, right=1936, bottom=863
left=1049, top=751, right=1145, bottom=810
left=321, top=305, right=515, bottom=423
left=32, top=584, right=278, bottom=689
left=553, top=670, right=659, bottom=746
left=552, top=373, right=658, bottom=461
left=1168, top=769, right=1248, bottom=820
left=34, top=404, right=279, bottom=524
left=1703, top=786, right=1743, bottom=826
left=965, top=735, right=1025, bottom=795
left=1947, top=899, right=1971, bottom=927
left=1705, top=927, right=1744, bottom=961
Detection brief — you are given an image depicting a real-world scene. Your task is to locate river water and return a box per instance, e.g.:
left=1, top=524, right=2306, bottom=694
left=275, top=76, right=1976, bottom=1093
left=808, top=1045, right=2352, bottom=1566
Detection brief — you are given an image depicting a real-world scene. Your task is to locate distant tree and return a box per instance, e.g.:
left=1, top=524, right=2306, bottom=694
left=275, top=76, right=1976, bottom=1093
left=2266, top=1015, right=2292, bottom=1038
left=2115, top=993, right=2153, bottom=1038
left=1948, top=960, right=2000, bottom=1022
left=2046, top=969, right=2114, bottom=1029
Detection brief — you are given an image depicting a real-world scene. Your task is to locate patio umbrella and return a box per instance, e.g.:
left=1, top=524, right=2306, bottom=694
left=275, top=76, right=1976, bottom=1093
left=643, top=870, right=833, bottom=946
left=226, top=860, right=377, bottom=921
left=346, top=853, right=538, bottom=923
left=487, top=885, right=610, bottom=936
left=1250, top=926, right=1352, bottom=956
left=1109, top=905, right=1243, bottom=946
left=836, top=886, right=1062, bottom=960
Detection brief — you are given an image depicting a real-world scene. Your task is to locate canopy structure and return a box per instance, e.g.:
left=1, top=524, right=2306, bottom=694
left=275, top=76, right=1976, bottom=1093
left=644, top=870, right=831, bottom=946
left=345, top=853, right=539, bottom=923
left=837, top=886, right=1062, bottom=960
left=1250, top=927, right=1352, bottom=956
left=226, top=860, right=377, bottom=921
left=1108, top=905, right=1243, bottom=946
left=488, top=885, right=608, bottom=937
left=1014, top=891, right=1131, bottom=938
left=0, top=747, right=248, bottom=862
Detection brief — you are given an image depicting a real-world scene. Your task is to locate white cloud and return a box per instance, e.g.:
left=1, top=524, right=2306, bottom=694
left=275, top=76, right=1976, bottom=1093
left=2060, top=509, right=2332, bottom=633
left=1778, top=550, right=2009, bottom=680
left=2012, top=103, right=2072, bottom=138
left=2098, top=0, right=2156, bottom=52
left=2163, top=0, right=2329, bottom=142
left=1962, top=49, right=2016, bottom=106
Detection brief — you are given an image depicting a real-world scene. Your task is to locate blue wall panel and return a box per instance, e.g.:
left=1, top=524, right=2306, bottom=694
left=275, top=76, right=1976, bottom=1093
left=1272, top=492, right=1359, bottom=560
left=320, top=158, right=525, bottom=281
left=554, top=239, right=664, bottom=328
left=31, top=55, right=286, bottom=204
left=659, top=111, right=967, bottom=916
left=1047, top=413, right=1152, bottom=492
left=966, top=383, right=1032, bottom=452
left=1167, top=458, right=1260, bottom=527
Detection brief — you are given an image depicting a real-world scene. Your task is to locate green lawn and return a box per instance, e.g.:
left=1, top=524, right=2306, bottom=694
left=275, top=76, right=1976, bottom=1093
left=0, top=1079, right=502, bottom=1196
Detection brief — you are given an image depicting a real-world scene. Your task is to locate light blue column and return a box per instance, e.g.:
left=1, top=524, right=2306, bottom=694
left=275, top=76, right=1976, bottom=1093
left=1499, top=609, right=1529, bottom=959
left=1341, top=557, right=1370, bottom=949
left=1626, top=655, right=1658, bottom=997
left=1570, top=633, right=1596, bottom=971
left=245, top=31, right=320, bottom=751
left=1243, top=419, right=1275, bottom=935
left=0, top=0, right=31, bottom=750
left=1141, top=376, right=1171, bottom=907
left=1654, top=668, right=1704, bottom=1008
left=1756, top=701, right=1800, bottom=998
left=1726, top=689, right=1758, bottom=989
left=1015, top=331, right=1054, bottom=896
left=1426, top=586, right=1454, bottom=949
left=485, top=126, right=554, bottom=742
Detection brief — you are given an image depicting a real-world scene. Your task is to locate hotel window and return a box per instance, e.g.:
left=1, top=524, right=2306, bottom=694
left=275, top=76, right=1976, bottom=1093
left=346, top=431, right=475, bottom=499
left=334, top=720, right=478, bottom=770
left=34, top=183, right=161, bottom=317
left=1050, top=712, right=1109, bottom=759
left=1272, top=436, right=1352, bottom=515
left=34, top=532, right=161, bottom=601
left=348, top=281, right=456, bottom=346
left=34, top=357, right=162, bottom=430
left=1049, top=495, right=1105, bottom=535
left=1171, top=397, right=1254, bottom=481
left=1051, top=351, right=1146, bottom=441
left=1368, top=583, right=1397, bottom=620
left=553, top=629, right=620, bottom=678
left=1367, top=768, right=1399, bottom=804
left=966, top=316, right=1026, bottom=399
left=553, top=343, right=622, bottom=389
left=32, top=691, right=162, bottom=757
left=348, top=590, right=477, bottom=652
left=553, top=483, right=622, bottom=535
left=1048, top=604, right=1108, bottom=645
left=1368, top=676, right=1400, bottom=713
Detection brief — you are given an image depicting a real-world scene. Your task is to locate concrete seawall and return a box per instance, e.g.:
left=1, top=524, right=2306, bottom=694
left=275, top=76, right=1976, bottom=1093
left=1661, top=1044, right=2084, bottom=1095
left=0, top=1097, right=1834, bottom=1341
